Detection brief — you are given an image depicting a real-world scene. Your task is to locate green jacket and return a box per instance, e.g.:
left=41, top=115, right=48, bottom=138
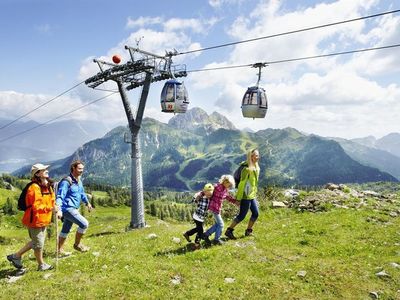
left=236, top=162, right=260, bottom=200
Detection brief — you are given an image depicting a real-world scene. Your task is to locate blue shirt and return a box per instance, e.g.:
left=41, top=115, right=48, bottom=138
left=56, top=174, right=89, bottom=211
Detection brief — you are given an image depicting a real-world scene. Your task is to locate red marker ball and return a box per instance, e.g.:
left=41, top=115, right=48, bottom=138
left=112, top=55, right=121, bottom=64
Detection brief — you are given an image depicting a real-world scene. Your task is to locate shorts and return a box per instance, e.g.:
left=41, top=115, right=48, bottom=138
left=28, top=227, right=46, bottom=249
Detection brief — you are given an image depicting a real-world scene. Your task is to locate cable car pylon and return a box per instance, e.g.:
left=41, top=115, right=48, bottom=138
left=85, top=46, right=187, bottom=230
left=241, top=62, right=268, bottom=119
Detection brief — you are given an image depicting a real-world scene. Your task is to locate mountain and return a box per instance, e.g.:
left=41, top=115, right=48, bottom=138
left=0, top=118, right=111, bottom=173
left=332, top=137, right=400, bottom=180
left=13, top=108, right=397, bottom=190
left=167, top=107, right=236, bottom=135
left=376, top=133, right=400, bottom=158
left=351, top=133, right=400, bottom=158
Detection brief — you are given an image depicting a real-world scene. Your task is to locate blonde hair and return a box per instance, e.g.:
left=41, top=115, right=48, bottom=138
left=246, top=148, right=260, bottom=171
left=219, top=174, right=235, bottom=187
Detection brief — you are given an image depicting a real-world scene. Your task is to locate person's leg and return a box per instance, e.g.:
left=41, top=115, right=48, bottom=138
left=30, top=227, right=53, bottom=270
left=245, top=199, right=259, bottom=236
left=63, top=208, right=89, bottom=251
left=194, top=220, right=204, bottom=244
left=214, top=213, right=224, bottom=241
left=59, top=216, right=73, bottom=252
left=226, top=200, right=251, bottom=239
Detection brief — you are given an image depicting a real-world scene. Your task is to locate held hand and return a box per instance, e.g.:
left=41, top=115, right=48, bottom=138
left=56, top=210, right=63, bottom=219
left=87, top=203, right=93, bottom=212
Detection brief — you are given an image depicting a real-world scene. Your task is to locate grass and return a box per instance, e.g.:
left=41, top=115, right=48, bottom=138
left=1, top=204, right=400, bottom=299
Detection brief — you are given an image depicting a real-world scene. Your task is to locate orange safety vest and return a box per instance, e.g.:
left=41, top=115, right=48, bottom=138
left=22, top=183, right=55, bottom=228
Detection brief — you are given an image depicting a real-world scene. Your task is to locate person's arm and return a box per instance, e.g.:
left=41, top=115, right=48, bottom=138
left=225, top=193, right=239, bottom=206
left=56, top=180, right=70, bottom=207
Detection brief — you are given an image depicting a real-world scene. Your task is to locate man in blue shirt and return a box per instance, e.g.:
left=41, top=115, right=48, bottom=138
left=56, top=160, right=93, bottom=254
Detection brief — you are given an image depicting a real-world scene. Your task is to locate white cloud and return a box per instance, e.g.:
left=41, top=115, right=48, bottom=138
left=34, top=24, right=52, bottom=34
left=126, top=16, right=163, bottom=29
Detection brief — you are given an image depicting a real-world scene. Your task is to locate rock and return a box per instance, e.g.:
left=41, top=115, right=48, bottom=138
left=6, top=276, right=23, bottom=284
left=363, top=190, right=382, bottom=198
left=272, top=201, right=287, bottom=208
left=146, top=233, right=158, bottom=239
left=224, top=277, right=235, bottom=283
left=390, top=262, right=400, bottom=268
left=375, top=270, right=390, bottom=278
left=297, top=270, right=307, bottom=278
left=369, top=291, right=379, bottom=299
left=389, top=212, right=398, bottom=217
left=284, top=189, right=300, bottom=198
left=325, top=183, right=339, bottom=190
left=172, top=237, right=181, bottom=244
left=171, top=275, right=181, bottom=285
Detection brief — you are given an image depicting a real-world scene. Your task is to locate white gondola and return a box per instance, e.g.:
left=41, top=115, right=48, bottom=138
left=241, top=63, right=268, bottom=119
left=241, top=86, right=268, bottom=118
left=160, top=79, right=189, bottom=113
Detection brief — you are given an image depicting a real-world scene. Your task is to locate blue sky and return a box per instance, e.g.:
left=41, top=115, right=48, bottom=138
left=0, top=0, right=399, bottom=139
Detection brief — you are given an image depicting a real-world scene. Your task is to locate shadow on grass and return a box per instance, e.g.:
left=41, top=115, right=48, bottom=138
left=0, top=268, right=27, bottom=278
left=154, top=243, right=203, bottom=256
left=87, top=231, right=122, bottom=238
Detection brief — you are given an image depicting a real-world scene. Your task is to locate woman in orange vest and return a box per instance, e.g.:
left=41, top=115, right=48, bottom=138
left=7, top=163, right=60, bottom=271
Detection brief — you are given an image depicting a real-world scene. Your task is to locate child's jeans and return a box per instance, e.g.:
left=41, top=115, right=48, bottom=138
left=205, top=212, right=224, bottom=241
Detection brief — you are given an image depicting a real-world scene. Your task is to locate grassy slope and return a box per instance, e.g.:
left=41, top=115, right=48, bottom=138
left=1, top=205, right=400, bottom=299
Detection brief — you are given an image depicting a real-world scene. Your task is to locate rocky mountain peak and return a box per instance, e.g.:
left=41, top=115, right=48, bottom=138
left=168, top=107, right=236, bottom=135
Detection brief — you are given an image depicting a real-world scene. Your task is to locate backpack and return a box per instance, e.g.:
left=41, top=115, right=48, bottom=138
left=54, top=176, right=73, bottom=197
left=233, top=162, right=248, bottom=188
left=17, top=182, right=36, bottom=211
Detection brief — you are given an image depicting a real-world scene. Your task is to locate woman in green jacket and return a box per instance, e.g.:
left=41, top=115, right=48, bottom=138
left=225, top=149, right=260, bottom=239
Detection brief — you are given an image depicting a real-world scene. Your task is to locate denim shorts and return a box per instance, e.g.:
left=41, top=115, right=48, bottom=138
left=28, top=227, right=46, bottom=249
left=60, top=208, right=89, bottom=238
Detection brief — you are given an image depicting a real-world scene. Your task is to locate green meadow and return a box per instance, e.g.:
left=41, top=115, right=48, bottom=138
left=1, top=194, right=400, bottom=299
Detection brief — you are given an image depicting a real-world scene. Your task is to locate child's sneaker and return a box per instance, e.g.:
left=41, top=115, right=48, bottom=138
left=38, top=263, right=54, bottom=271
left=6, top=254, right=23, bottom=269
left=183, top=232, right=191, bottom=243
left=245, top=228, right=253, bottom=236
left=225, top=228, right=237, bottom=240
left=213, top=239, right=224, bottom=245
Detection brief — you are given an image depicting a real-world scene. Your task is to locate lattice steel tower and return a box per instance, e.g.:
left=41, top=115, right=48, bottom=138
left=85, top=46, right=187, bottom=229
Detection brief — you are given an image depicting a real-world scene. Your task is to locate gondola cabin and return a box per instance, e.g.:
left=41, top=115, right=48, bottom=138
left=241, top=86, right=268, bottom=118
left=160, top=79, right=189, bottom=113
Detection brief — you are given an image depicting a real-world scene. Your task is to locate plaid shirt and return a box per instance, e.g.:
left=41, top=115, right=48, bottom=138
left=208, top=183, right=238, bottom=214
left=192, top=192, right=210, bottom=222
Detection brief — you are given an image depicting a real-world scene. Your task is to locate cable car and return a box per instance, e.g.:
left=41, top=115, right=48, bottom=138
left=241, top=86, right=268, bottom=118
left=160, top=79, right=189, bottom=113
left=241, top=63, right=268, bottom=119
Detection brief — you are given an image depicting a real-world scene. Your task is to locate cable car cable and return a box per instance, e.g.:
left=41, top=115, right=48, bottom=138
left=2, top=42, right=399, bottom=142
left=0, top=92, right=117, bottom=144
left=177, top=9, right=400, bottom=56
left=186, top=43, right=400, bottom=73
left=0, top=80, right=85, bottom=131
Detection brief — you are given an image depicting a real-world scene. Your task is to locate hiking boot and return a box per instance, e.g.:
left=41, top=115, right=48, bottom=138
left=74, top=244, right=90, bottom=252
left=38, top=263, right=54, bottom=271
left=213, top=239, right=224, bottom=246
left=204, top=235, right=212, bottom=247
left=183, top=232, right=191, bottom=243
left=225, top=228, right=237, bottom=240
left=6, top=254, right=23, bottom=269
left=245, top=228, right=253, bottom=236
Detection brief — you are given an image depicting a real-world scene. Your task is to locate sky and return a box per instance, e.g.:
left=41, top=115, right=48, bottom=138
left=0, top=0, right=399, bottom=140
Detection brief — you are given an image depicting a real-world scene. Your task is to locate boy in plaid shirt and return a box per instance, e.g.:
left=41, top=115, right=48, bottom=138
left=183, top=183, right=214, bottom=249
